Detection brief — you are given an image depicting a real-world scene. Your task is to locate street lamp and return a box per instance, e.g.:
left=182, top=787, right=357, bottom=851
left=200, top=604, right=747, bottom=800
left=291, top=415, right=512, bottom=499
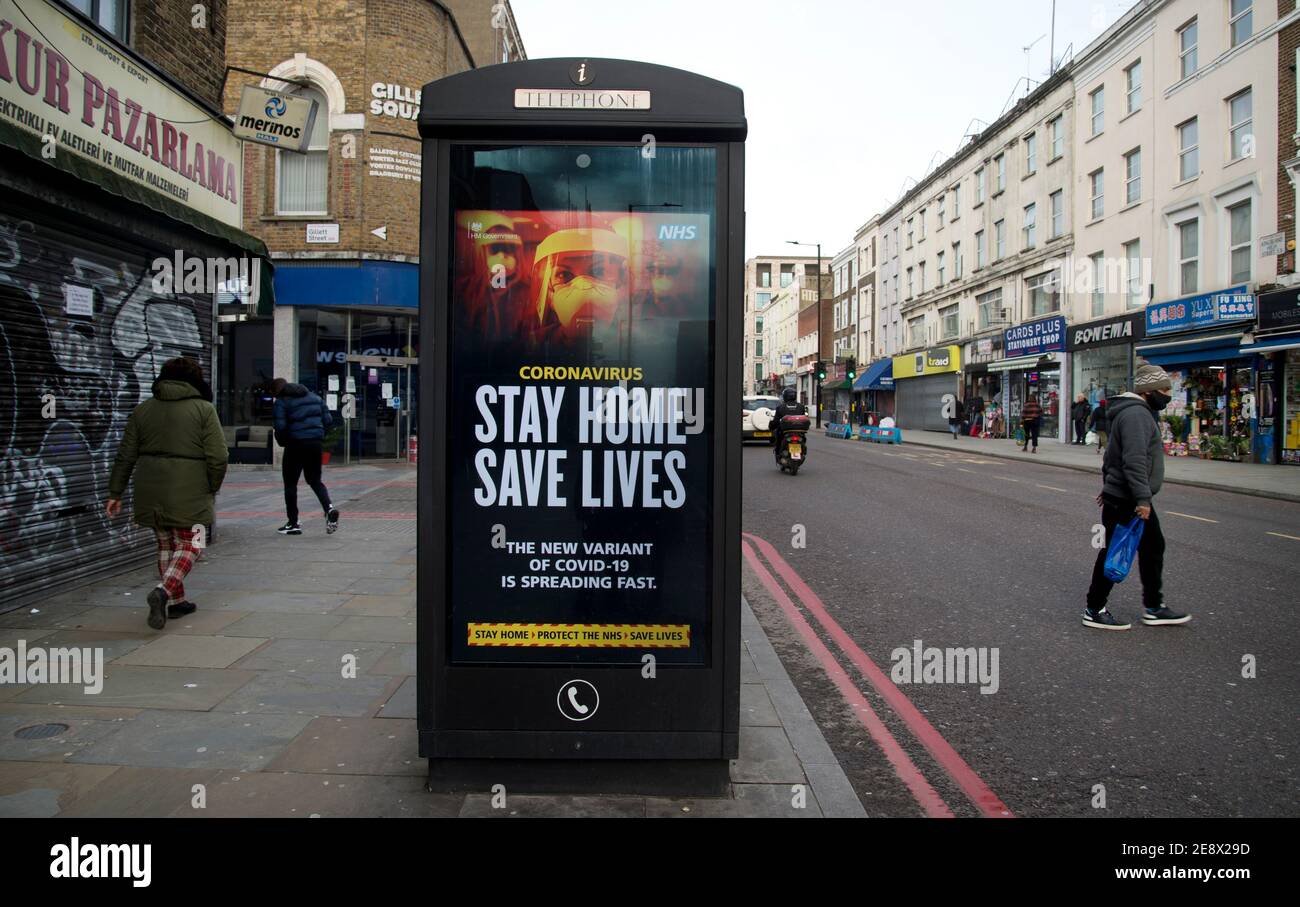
left=787, top=240, right=823, bottom=425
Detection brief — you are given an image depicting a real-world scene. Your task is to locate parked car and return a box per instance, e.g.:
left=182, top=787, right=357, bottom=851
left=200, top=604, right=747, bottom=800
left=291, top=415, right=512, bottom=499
left=742, top=395, right=781, bottom=443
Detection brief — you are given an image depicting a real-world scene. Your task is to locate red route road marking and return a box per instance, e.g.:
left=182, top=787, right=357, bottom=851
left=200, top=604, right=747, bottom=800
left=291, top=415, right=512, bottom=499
left=744, top=531, right=1015, bottom=819
left=741, top=539, right=954, bottom=818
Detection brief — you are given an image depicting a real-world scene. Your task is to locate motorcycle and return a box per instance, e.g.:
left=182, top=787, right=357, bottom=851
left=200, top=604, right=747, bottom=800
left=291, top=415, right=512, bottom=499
left=774, top=414, right=810, bottom=475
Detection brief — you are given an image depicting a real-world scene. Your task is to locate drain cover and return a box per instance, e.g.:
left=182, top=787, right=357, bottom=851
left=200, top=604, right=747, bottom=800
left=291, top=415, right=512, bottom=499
left=14, top=723, right=69, bottom=740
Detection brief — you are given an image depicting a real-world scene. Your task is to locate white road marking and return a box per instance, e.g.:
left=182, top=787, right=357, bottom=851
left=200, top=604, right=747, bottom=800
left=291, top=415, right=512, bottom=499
left=1166, top=511, right=1219, bottom=524
left=1036, top=484, right=1068, bottom=493
left=957, top=467, right=974, bottom=473
left=1266, top=531, right=1300, bottom=542
left=994, top=476, right=1019, bottom=482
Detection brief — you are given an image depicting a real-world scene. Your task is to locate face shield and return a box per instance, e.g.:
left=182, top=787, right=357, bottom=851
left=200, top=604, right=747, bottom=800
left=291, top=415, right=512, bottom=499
left=532, top=228, right=629, bottom=333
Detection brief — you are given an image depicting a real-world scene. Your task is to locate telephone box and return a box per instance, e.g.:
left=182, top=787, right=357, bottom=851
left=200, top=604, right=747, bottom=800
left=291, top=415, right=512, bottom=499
left=417, top=59, right=746, bottom=791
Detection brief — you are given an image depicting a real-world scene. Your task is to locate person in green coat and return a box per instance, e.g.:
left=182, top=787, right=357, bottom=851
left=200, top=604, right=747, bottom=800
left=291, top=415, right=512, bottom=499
left=106, top=357, right=228, bottom=630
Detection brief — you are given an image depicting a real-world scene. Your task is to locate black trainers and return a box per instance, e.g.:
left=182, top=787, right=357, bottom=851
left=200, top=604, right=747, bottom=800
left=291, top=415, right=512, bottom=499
left=147, top=586, right=168, bottom=630
left=326, top=508, right=340, bottom=534
left=277, top=522, right=302, bottom=535
left=1082, top=608, right=1131, bottom=630
left=1142, top=607, right=1191, bottom=626
left=167, top=601, right=197, bottom=619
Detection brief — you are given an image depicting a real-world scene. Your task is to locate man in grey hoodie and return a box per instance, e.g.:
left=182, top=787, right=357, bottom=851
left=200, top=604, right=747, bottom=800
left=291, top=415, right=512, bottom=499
left=1083, top=362, right=1191, bottom=630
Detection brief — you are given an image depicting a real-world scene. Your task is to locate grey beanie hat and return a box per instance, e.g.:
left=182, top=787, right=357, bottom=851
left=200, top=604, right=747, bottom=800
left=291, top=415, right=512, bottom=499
left=1134, top=360, right=1172, bottom=392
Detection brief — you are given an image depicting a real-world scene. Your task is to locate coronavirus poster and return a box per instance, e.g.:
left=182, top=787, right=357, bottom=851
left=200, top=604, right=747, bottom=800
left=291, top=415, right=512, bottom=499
left=447, top=207, right=714, bottom=665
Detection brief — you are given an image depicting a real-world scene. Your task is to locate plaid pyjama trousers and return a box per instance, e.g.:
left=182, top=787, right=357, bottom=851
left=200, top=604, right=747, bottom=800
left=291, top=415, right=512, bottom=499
left=153, top=528, right=202, bottom=603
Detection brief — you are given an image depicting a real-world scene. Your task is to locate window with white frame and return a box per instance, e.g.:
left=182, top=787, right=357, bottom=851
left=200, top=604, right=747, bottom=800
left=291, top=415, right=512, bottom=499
left=995, top=154, right=1006, bottom=193
left=1090, top=252, right=1105, bottom=317
left=1124, top=148, right=1141, bottom=204
left=1125, top=60, right=1142, bottom=114
left=1023, top=203, right=1036, bottom=249
left=952, top=184, right=961, bottom=219
left=1179, top=19, right=1198, bottom=79
left=975, top=167, right=986, bottom=204
left=1124, top=239, right=1143, bottom=309
left=906, top=267, right=914, bottom=298
left=893, top=227, right=900, bottom=257
left=1090, top=168, right=1104, bottom=220
left=938, top=194, right=946, bottom=227
left=937, top=251, right=946, bottom=285
left=994, top=220, right=1005, bottom=259
left=1229, top=88, right=1252, bottom=161
left=940, top=304, right=959, bottom=339
left=1050, top=189, right=1064, bottom=238
left=1025, top=132, right=1037, bottom=173
left=1027, top=271, right=1061, bottom=317
left=976, top=230, right=986, bottom=268
left=952, top=241, right=963, bottom=279
left=1049, top=115, right=1064, bottom=159
left=1230, top=0, right=1252, bottom=48
left=1090, top=85, right=1105, bottom=136
left=907, top=219, right=914, bottom=248
left=277, top=84, right=330, bottom=215
left=1229, top=200, right=1252, bottom=283
left=1179, top=118, right=1199, bottom=180
left=1178, top=218, right=1199, bottom=294
left=918, top=208, right=927, bottom=240
left=977, top=288, right=1002, bottom=329
left=918, top=261, right=926, bottom=293
left=63, top=0, right=129, bottom=41
left=908, top=316, right=926, bottom=348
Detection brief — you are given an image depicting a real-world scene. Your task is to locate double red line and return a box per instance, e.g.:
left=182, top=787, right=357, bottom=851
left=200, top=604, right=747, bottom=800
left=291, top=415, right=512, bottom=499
left=742, top=531, right=1014, bottom=819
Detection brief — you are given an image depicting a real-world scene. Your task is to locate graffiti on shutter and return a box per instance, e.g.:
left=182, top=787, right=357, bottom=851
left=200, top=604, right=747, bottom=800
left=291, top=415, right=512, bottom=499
left=0, top=206, right=215, bottom=608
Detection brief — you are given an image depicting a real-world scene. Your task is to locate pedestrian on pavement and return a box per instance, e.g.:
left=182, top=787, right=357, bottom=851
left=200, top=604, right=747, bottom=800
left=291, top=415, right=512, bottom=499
left=106, top=357, right=227, bottom=630
left=1088, top=398, right=1109, bottom=454
left=949, top=396, right=966, bottom=439
left=272, top=377, right=340, bottom=536
left=1071, top=394, right=1091, bottom=444
left=1083, top=363, right=1191, bottom=630
left=1020, top=393, right=1043, bottom=452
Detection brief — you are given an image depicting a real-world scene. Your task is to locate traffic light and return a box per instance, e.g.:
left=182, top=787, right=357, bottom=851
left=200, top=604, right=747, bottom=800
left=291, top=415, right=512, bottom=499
left=845, top=357, right=857, bottom=381
left=815, top=361, right=827, bottom=382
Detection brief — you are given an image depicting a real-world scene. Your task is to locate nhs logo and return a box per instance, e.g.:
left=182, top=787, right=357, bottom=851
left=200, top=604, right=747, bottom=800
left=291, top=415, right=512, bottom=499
left=658, top=224, right=698, bottom=240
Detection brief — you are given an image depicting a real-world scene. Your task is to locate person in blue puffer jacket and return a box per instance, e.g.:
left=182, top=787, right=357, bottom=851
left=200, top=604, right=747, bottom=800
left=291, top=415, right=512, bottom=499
left=271, top=378, right=339, bottom=535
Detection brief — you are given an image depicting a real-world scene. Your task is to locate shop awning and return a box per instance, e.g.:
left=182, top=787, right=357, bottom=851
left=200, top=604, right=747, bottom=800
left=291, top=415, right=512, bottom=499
left=1135, top=332, right=1245, bottom=367
left=824, top=379, right=852, bottom=390
left=1239, top=334, right=1300, bottom=355
left=985, top=353, right=1059, bottom=372
left=853, top=358, right=893, bottom=391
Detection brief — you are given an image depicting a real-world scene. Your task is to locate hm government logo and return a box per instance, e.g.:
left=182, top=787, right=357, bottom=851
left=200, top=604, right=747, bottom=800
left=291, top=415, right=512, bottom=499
left=265, top=95, right=288, bottom=118
left=50, top=838, right=151, bottom=887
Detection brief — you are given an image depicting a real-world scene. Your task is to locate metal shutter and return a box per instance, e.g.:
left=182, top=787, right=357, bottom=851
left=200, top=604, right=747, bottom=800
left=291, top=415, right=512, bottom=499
left=0, top=202, right=216, bottom=609
left=894, top=374, right=958, bottom=433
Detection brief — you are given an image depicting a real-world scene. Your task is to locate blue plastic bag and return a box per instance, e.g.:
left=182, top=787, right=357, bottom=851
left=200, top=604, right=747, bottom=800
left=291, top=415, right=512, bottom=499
left=1103, top=517, right=1145, bottom=583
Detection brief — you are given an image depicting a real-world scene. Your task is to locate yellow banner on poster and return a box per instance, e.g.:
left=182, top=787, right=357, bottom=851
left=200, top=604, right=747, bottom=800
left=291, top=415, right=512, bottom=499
left=467, top=623, right=690, bottom=647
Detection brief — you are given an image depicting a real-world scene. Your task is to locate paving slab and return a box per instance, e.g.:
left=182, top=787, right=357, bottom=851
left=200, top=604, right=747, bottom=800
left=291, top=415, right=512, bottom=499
left=739, top=682, right=781, bottom=727
left=459, top=793, right=646, bottom=818
left=213, top=671, right=396, bottom=718
left=114, top=634, right=268, bottom=669
left=57, top=606, right=247, bottom=636
left=69, top=710, right=314, bottom=771
left=12, top=665, right=258, bottom=711
left=369, top=643, right=416, bottom=676
left=0, top=602, right=97, bottom=629
left=191, top=772, right=462, bottom=818
left=59, top=766, right=222, bottom=818
left=729, top=725, right=807, bottom=785
left=0, top=712, right=134, bottom=763
left=324, top=616, right=417, bottom=643
left=334, top=595, right=415, bottom=617
left=37, top=629, right=153, bottom=662
left=266, top=716, right=422, bottom=776
left=0, top=628, right=54, bottom=647
left=645, top=783, right=823, bottom=818
left=345, top=577, right=415, bottom=596
left=218, top=613, right=348, bottom=639
left=376, top=676, right=416, bottom=719
left=229, top=639, right=395, bottom=674
left=211, top=592, right=352, bottom=613
left=0, top=761, right=121, bottom=817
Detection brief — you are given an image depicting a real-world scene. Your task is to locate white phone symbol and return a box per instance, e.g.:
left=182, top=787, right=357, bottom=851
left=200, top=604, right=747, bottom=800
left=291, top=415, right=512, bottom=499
left=567, top=685, right=589, bottom=715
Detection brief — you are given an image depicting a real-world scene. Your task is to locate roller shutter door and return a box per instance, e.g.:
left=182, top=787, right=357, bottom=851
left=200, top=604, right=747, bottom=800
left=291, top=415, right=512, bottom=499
left=0, top=201, right=217, bottom=608
left=894, top=374, right=958, bottom=433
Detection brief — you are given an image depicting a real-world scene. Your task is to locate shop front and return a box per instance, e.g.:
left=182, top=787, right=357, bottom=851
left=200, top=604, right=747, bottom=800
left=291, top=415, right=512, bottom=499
left=991, top=315, right=1066, bottom=442
left=892, top=345, right=961, bottom=432
left=1243, top=287, right=1300, bottom=465
left=276, top=262, right=420, bottom=462
left=0, top=0, right=271, bottom=605
left=1067, top=311, right=1144, bottom=408
left=852, top=357, right=894, bottom=424
left=1136, top=286, right=1256, bottom=461
left=962, top=336, right=1003, bottom=436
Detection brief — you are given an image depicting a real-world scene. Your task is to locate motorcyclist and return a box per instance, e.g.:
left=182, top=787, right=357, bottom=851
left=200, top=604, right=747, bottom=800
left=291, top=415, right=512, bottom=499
left=768, top=387, right=808, bottom=451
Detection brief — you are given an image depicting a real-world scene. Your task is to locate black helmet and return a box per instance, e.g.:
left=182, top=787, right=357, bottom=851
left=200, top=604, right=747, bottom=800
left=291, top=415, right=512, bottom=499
left=782, top=387, right=797, bottom=403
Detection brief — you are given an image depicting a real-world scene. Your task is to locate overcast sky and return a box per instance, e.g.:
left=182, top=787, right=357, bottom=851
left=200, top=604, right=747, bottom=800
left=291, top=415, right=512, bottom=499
left=511, top=0, right=1133, bottom=259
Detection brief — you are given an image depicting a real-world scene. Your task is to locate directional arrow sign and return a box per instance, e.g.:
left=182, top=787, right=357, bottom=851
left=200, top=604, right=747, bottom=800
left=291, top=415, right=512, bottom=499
left=371, top=225, right=388, bottom=241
